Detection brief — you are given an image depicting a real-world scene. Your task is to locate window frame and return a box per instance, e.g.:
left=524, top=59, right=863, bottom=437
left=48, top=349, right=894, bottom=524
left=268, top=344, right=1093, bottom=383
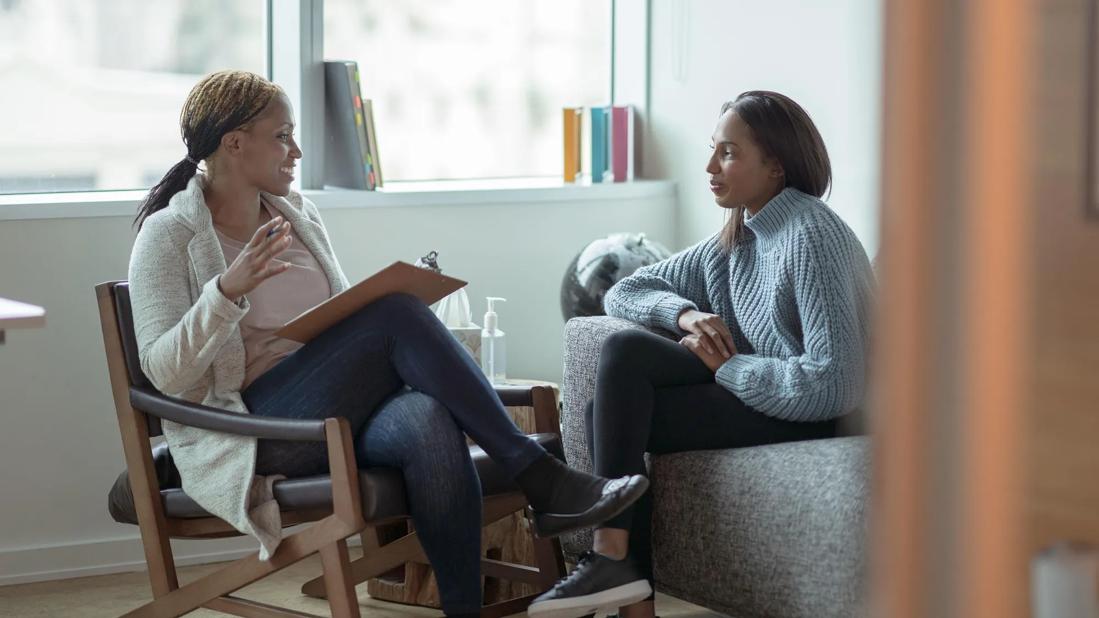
left=0, top=0, right=649, bottom=206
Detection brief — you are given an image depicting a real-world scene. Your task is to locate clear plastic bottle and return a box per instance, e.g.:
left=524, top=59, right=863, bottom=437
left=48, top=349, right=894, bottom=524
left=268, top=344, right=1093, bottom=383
left=481, top=297, right=507, bottom=383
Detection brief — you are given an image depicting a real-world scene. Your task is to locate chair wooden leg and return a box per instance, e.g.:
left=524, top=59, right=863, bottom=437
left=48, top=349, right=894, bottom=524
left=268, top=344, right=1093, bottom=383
left=139, top=515, right=180, bottom=598
left=301, top=525, right=429, bottom=598
left=479, top=516, right=564, bottom=618
left=531, top=535, right=567, bottom=589
left=305, top=500, right=567, bottom=614
left=480, top=513, right=566, bottom=618
left=205, top=595, right=326, bottom=617
left=123, top=514, right=356, bottom=617
left=320, top=539, right=361, bottom=618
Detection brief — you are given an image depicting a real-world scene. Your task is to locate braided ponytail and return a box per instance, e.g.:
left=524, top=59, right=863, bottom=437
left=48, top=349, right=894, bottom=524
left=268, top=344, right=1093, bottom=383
left=134, top=70, right=282, bottom=229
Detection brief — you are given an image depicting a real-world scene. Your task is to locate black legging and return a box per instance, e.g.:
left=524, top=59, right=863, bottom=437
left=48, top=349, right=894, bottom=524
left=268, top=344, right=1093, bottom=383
left=584, top=328, right=838, bottom=583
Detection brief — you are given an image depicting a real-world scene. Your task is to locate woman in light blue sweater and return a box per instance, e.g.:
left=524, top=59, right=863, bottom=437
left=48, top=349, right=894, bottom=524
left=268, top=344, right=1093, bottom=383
left=528, top=91, right=876, bottom=618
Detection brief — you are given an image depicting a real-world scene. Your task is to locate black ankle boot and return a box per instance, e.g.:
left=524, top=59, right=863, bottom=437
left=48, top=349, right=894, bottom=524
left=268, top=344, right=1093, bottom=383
left=515, top=453, right=604, bottom=512
left=514, top=454, right=649, bottom=538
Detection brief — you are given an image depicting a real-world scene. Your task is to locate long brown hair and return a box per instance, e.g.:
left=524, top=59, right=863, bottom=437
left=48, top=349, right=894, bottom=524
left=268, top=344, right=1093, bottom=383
left=719, top=91, right=831, bottom=249
left=133, top=70, right=283, bottom=229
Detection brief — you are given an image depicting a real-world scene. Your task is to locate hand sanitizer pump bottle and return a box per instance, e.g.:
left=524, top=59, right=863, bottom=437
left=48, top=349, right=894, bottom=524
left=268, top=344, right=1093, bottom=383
left=481, top=297, right=507, bottom=383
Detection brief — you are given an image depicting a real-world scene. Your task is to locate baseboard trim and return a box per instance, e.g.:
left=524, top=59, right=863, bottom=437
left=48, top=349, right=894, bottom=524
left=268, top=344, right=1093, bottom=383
left=0, top=533, right=362, bottom=587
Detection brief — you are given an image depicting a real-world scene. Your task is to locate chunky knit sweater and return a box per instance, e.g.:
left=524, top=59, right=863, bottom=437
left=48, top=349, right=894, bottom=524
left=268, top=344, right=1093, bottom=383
left=604, top=187, right=875, bottom=422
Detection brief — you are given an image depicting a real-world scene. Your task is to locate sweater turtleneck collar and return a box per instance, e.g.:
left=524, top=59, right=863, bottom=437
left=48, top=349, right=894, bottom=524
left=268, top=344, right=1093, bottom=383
left=742, top=187, right=812, bottom=242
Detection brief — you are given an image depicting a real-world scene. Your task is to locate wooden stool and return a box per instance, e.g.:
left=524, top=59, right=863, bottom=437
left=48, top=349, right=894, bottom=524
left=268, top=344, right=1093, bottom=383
left=364, top=380, right=565, bottom=616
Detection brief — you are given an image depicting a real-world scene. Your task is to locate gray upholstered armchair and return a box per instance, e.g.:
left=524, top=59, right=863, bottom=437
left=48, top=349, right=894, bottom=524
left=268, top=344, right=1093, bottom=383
left=559, top=316, right=871, bottom=618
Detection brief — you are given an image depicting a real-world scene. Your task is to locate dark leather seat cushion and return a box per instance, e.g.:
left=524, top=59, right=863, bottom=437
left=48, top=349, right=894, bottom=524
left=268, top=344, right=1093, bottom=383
left=109, top=433, right=563, bottom=526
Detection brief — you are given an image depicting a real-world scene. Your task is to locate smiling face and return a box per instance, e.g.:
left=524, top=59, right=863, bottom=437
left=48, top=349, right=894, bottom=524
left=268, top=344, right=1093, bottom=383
left=234, top=93, right=301, bottom=196
left=706, top=110, right=784, bottom=214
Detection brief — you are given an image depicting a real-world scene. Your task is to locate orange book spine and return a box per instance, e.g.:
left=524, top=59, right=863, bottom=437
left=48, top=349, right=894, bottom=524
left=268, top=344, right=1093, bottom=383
left=563, top=107, right=581, bottom=183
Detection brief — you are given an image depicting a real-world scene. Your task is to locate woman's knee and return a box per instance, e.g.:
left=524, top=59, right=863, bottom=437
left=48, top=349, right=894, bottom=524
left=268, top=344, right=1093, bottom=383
left=393, top=392, right=466, bottom=451
left=370, top=293, right=431, bottom=321
left=599, top=329, right=658, bottom=372
left=359, top=391, right=465, bottom=465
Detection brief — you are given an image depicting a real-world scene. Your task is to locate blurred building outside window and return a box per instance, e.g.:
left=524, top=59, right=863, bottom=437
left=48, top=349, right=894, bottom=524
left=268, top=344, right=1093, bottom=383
left=324, top=0, right=611, bottom=182
left=0, top=0, right=266, bottom=195
left=0, top=0, right=611, bottom=195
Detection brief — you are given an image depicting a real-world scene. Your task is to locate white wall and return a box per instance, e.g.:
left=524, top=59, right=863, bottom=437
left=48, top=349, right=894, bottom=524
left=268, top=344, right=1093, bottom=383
left=643, top=0, right=882, bottom=256
left=0, top=185, right=675, bottom=584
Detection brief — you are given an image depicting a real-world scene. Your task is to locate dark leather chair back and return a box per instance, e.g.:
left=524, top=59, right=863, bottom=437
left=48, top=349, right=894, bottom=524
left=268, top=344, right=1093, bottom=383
left=111, top=283, right=162, bottom=436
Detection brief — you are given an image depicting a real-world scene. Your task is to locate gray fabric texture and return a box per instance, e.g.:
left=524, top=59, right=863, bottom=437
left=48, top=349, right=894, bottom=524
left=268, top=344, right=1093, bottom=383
left=652, top=438, right=869, bottom=618
left=560, top=316, right=869, bottom=617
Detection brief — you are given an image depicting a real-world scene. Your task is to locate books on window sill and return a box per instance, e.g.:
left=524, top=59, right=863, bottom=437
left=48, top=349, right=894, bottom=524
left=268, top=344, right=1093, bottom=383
left=563, top=104, right=636, bottom=184
left=324, top=60, right=384, bottom=190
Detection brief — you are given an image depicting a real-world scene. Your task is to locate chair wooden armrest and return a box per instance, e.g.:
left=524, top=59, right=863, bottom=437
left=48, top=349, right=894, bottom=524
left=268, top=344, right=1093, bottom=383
left=493, top=383, right=561, bottom=436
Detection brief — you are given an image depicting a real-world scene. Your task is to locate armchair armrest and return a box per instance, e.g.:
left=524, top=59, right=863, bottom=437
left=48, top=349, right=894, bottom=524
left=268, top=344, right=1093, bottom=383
left=129, top=387, right=327, bottom=442
left=561, top=316, right=670, bottom=474
left=558, top=316, right=671, bottom=559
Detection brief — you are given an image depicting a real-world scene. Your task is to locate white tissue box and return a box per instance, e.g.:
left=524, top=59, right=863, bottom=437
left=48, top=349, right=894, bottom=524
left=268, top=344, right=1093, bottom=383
left=448, top=325, right=482, bottom=367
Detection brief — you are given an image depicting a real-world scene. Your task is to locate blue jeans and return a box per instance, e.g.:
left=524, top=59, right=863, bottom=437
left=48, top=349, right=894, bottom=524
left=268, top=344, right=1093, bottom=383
left=241, top=293, right=546, bottom=614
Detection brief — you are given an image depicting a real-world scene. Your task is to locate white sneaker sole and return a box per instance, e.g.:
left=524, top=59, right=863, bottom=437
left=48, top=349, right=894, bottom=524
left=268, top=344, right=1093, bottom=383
left=527, top=580, right=652, bottom=618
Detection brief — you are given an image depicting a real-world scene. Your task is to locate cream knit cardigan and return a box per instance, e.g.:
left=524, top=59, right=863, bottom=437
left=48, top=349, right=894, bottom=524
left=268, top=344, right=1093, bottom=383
left=128, top=173, right=350, bottom=559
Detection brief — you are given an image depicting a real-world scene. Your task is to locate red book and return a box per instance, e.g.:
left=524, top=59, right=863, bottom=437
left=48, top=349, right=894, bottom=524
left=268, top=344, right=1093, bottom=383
left=611, top=105, right=635, bottom=182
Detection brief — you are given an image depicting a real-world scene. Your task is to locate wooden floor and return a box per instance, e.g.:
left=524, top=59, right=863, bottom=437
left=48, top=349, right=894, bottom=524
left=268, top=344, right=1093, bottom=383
left=0, top=547, right=722, bottom=617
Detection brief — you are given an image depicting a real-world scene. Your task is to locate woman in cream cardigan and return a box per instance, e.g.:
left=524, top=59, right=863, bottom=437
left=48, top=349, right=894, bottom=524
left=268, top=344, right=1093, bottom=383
left=128, top=70, right=646, bottom=618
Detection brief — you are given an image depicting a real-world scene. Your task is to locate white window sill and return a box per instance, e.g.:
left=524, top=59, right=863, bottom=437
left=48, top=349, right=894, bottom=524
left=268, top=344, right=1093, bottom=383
left=0, top=178, right=674, bottom=221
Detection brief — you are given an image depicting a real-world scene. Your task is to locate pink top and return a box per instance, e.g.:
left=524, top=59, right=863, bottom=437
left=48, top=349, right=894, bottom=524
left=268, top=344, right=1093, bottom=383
left=215, top=203, right=332, bottom=388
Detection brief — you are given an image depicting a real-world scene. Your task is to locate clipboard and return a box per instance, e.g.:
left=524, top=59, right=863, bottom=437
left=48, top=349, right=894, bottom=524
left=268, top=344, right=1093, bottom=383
left=275, top=261, right=467, bottom=343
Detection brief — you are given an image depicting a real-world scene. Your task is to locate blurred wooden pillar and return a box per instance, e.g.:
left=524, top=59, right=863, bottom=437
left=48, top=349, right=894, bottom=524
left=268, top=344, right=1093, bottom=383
left=873, top=0, right=1033, bottom=616
left=1027, top=0, right=1099, bottom=567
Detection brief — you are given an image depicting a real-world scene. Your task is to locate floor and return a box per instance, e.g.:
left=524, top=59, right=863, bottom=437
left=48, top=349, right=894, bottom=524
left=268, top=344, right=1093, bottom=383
left=0, top=548, right=724, bottom=617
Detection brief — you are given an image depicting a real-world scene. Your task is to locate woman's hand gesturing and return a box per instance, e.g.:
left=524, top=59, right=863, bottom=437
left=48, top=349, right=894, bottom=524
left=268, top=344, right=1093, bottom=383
left=677, top=309, right=737, bottom=359
left=217, top=216, right=293, bottom=303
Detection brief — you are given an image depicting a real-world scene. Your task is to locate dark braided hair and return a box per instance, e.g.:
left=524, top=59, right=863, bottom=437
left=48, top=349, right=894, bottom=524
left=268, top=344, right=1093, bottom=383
left=718, top=91, right=831, bottom=249
left=134, top=70, right=283, bottom=229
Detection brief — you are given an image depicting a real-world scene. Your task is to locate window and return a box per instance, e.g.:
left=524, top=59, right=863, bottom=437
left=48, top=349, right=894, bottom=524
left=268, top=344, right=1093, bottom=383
left=323, top=0, right=612, bottom=182
left=0, top=0, right=266, bottom=195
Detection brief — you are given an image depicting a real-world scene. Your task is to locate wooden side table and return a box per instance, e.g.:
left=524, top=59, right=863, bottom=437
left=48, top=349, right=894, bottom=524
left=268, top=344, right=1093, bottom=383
left=0, top=297, right=46, bottom=345
left=365, top=380, right=563, bottom=613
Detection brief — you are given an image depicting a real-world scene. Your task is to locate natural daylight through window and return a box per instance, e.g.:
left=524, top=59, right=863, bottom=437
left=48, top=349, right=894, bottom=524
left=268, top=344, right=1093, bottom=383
left=0, top=0, right=266, bottom=195
left=323, top=0, right=611, bottom=182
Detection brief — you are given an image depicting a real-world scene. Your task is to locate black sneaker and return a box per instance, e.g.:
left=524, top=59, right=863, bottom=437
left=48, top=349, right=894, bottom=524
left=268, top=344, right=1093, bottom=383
left=527, top=551, right=652, bottom=618
left=530, top=475, right=649, bottom=538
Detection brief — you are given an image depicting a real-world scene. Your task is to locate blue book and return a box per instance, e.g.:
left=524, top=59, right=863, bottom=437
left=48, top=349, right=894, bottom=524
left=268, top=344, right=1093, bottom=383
left=591, top=106, right=609, bottom=183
